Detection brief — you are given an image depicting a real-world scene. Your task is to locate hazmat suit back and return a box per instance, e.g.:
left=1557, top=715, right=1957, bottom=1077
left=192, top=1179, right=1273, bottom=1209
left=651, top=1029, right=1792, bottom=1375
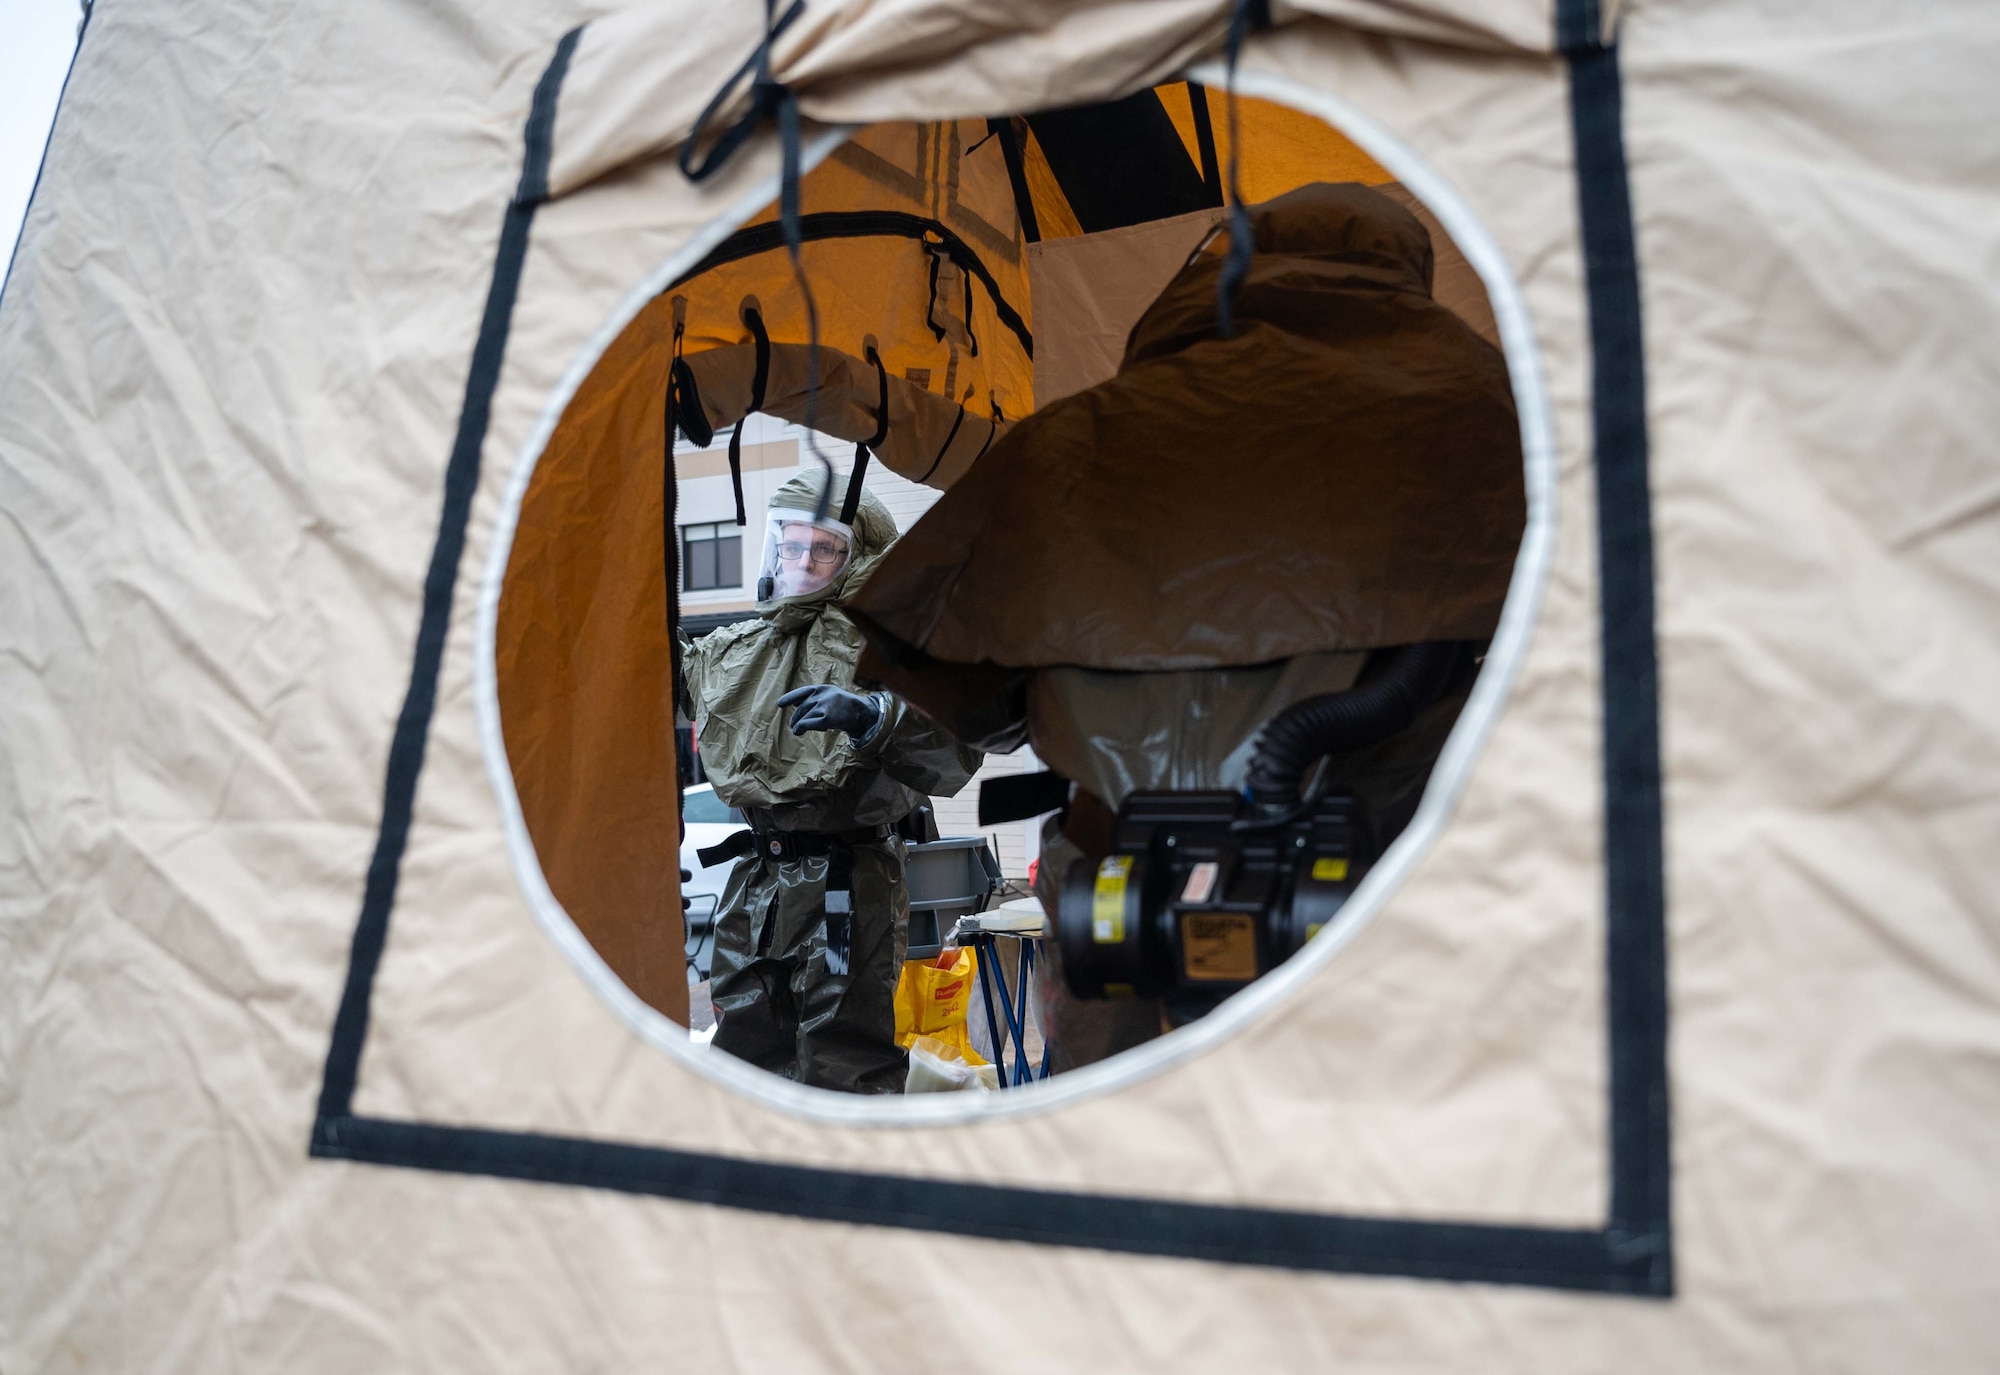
left=848, top=184, right=1520, bottom=1068
left=682, top=473, right=981, bottom=1093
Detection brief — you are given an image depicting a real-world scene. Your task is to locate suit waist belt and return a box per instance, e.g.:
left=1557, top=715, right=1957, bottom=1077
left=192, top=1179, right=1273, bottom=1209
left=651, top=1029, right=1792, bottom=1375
left=696, top=823, right=891, bottom=868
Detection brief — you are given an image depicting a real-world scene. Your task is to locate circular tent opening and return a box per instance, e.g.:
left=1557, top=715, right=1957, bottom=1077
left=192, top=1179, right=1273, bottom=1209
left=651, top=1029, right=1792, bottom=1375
left=492, top=84, right=1532, bottom=1105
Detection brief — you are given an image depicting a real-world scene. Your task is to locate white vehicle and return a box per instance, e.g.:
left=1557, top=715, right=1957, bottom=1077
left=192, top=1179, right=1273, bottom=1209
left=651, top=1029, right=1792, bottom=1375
left=679, top=783, right=747, bottom=977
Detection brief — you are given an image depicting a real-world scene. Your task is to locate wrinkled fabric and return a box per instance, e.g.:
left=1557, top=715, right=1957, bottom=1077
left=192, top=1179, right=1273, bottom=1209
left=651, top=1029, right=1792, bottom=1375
left=1029, top=650, right=1367, bottom=809
left=684, top=473, right=981, bottom=1091
left=850, top=182, right=1524, bottom=739
left=8, top=0, right=2000, bottom=1365
left=708, top=840, right=912, bottom=1093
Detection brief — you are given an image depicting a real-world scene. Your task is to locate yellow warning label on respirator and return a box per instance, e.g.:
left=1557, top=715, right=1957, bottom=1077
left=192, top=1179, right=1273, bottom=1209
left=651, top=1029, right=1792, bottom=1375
left=1311, top=857, right=1350, bottom=881
left=1092, top=856, right=1132, bottom=943
left=1182, top=912, right=1258, bottom=981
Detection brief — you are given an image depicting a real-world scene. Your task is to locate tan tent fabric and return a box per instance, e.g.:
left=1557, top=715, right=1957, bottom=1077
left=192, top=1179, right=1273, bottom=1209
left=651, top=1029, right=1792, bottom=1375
left=1029, top=207, right=1229, bottom=405
left=5, top=0, right=1999, bottom=1369
left=548, top=0, right=1594, bottom=198
left=679, top=339, right=1006, bottom=488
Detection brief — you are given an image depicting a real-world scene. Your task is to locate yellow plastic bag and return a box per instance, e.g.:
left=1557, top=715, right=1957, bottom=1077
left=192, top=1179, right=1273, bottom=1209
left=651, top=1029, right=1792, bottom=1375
left=894, top=946, right=987, bottom=1066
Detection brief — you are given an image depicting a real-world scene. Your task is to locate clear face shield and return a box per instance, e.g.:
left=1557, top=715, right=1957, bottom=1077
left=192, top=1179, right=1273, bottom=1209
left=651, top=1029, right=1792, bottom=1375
left=756, top=508, right=855, bottom=602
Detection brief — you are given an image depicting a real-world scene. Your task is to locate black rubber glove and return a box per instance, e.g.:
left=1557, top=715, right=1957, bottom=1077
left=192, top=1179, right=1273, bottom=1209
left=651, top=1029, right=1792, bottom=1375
left=776, top=684, right=883, bottom=741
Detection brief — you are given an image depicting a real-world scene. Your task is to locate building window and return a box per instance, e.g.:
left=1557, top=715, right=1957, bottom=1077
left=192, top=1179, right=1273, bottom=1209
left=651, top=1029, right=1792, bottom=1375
left=682, top=522, right=742, bottom=592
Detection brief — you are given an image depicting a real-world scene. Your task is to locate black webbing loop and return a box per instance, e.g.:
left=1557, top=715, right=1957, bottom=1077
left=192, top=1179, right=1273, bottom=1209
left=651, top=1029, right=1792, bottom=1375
left=840, top=347, right=889, bottom=525
left=728, top=302, right=771, bottom=527
left=864, top=346, right=891, bottom=448
left=1216, top=0, right=1272, bottom=339
left=924, top=248, right=947, bottom=342
left=678, top=0, right=807, bottom=184
left=669, top=356, right=712, bottom=447
left=962, top=271, right=980, bottom=357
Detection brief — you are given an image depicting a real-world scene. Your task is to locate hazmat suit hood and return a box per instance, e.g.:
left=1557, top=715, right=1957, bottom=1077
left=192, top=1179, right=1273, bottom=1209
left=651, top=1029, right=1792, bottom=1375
left=846, top=180, right=1524, bottom=749
left=754, top=470, right=901, bottom=633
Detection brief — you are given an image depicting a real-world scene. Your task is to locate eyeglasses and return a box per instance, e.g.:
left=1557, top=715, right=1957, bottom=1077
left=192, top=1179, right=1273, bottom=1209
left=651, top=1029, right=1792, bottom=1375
left=775, top=539, right=847, bottom=567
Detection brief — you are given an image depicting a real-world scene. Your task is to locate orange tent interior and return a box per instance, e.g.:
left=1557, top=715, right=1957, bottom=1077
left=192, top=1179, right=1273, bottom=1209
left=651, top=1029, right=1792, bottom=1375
left=491, top=86, right=1504, bottom=1025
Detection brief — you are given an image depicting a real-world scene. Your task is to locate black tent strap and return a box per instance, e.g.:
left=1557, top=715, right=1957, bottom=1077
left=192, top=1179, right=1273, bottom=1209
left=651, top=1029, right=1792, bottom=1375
left=678, top=0, right=807, bottom=183
left=310, top=1114, right=1664, bottom=1294
left=668, top=357, right=712, bottom=448
left=838, top=347, right=890, bottom=525
left=1555, top=0, right=1605, bottom=52
left=313, top=25, right=581, bottom=1124
left=1215, top=0, right=1273, bottom=340
left=1568, top=38, right=1673, bottom=1293
left=674, top=4, right=837, bottom=519
left=1185, top=82, right=1225, bottom=206
left=989, top=117, right=1041, bottom=245
left=667, top=211, right=1033, bottom=360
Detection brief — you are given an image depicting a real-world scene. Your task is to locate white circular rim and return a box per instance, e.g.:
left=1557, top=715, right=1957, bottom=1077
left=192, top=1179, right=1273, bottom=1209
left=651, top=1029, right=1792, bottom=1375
left=475, top=67, right=1559, bottom=1129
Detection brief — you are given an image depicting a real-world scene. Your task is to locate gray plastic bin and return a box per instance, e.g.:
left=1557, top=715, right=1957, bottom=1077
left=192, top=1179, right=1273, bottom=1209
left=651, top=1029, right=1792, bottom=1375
left=903, top=836, right=1004, bottom=959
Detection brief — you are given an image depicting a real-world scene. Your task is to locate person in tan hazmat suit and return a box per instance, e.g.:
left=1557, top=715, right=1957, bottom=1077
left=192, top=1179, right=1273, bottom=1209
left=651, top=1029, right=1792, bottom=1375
left=845, top=182, right=1525, bottom=1070
left=681, top=472, right=982, bottom=1093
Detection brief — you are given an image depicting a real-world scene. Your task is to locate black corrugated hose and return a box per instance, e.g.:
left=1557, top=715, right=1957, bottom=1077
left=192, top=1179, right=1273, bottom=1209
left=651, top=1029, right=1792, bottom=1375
left=1245, top=642, right=1462, bottom=809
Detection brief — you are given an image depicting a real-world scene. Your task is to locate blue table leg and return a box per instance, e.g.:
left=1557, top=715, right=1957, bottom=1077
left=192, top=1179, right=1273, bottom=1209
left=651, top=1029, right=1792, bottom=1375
left=971, top=934, right=1007, bottom=1084
left=991, top=938, right=1024, bottom=1084
left=1011, top=940, right=1036, bottom=1085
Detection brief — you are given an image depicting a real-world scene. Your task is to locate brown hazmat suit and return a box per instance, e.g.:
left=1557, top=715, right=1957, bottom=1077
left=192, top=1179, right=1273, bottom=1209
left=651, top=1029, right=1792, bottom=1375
left=848, top=183, right=1524, bottom=1066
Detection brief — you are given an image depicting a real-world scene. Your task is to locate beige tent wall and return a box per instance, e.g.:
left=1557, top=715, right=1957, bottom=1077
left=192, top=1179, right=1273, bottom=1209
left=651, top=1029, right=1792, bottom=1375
left=3, top=0, right=1998, bottom=1371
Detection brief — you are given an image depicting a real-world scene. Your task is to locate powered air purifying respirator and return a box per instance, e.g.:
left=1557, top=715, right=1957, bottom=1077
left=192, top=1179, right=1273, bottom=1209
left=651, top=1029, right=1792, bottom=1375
left=1041, top=643, right=1464, bottom=1020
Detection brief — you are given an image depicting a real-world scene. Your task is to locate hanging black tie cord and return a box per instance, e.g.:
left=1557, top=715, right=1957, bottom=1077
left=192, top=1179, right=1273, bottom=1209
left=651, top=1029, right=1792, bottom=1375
left=679, top=0, right=838, bottom=521
left=726, top=298, right=771, bottom=527
left=677, top=0, right=808, bottom=186
left=1216, top=0, right=1274, bottom=340
left=840, top=342, right=890, bottom=526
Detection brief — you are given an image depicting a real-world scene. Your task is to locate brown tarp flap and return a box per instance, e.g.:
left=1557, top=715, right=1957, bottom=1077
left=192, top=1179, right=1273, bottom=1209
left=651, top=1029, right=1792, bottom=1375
left=849, top=182, right=1523, bottom=735
left=680, top=340, right=1006, bottom=491
left=662, top=120, right=1035, bottom=420
left=496, top=301, right=688, bottom=1024
left=1028, top=185, right=1498, bottom=406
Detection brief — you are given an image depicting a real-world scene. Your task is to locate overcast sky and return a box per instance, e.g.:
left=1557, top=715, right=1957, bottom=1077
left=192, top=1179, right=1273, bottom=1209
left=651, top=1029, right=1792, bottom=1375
left=2, top=0, right=86, bottom=276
